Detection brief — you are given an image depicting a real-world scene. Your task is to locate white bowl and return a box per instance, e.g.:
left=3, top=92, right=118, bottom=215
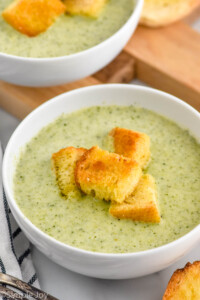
left=3, top=84, right=200, bottom=279
left=0, top=0, right=143, bottom=87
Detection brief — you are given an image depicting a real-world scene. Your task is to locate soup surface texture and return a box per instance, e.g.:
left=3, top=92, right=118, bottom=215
left=14, top=106, right=200, bottom=253
left=0, top=0, right=134, bottom=58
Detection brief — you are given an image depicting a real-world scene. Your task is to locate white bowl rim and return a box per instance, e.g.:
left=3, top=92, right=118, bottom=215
left=0, top=0, right=143, bottom=61
left=3, top=84, right=200, bottom=259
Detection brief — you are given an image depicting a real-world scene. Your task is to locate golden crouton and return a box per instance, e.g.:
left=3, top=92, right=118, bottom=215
left=140, top=0, right=200, bottom=27
left=2, top=0, right=66, bottom=37
left=75, top=146, right=142, bottom=203
left=109, top=174, right=160, bottom=223
left=163, top=261, right=200, bottom=299
left=109, top=127, right=150, bottom=168
left=63, top=0, right=107, bottom=18
left=52, top=147, right=86, bottom=197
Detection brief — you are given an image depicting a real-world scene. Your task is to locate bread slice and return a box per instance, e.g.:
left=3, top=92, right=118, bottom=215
left=163, top=261, right=200, bottom=299
left=63, top=0, right=107, bottom=18
left=52, top=146, right=86, bottom=197
left=75, top=146, right=142, bottom=203
left=140, top=0, right=200, bottom=27
left=2, top=0, right=66, bottom=37
left=109, top=127, right=150, bottom=168
left=109, top=174, right=160, bottom=223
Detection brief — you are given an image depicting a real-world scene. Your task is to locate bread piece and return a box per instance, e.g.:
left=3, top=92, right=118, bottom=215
left=75, top=146, right=142, bottom=203
left=109, top=127, right=150, bottom=168
left=63, top=0, right=107, bottom=18
left=109, top=174, right=160, bottom=223
left=163, top=261, right=200, bottom=299
left=2, top=0, right=66, bottom=37
left=140, top=0, right=200, bottom=27
left=52, top=147, right=86, bottom=197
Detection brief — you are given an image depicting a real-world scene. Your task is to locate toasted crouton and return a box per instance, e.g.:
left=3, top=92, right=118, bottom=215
left=52, top=147, right=86, bottom=197
left=109, top=174, right=160, bottom=223
left=109, top=127, right=150, bottom=168
left=163, top=261, right=200, bottom=299
left=2, top=0, right=66, bottom=37
left=63, top=0, right=107, bottom=18
left=75, top=146, right=142, bottom=203
left=140, top=0, right=200, bottom=27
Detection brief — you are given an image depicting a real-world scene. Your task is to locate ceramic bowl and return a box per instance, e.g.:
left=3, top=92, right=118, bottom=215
left=0, top=0, right=143, bottom=87
left=3, top=84, right=200, bottom=279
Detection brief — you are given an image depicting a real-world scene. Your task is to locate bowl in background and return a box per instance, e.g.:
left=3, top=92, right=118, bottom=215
left=0, top=0, right=143, bottom=87
left=3, top=84, right=200, bottom=279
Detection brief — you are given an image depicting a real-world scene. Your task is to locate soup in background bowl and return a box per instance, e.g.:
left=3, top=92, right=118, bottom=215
left=3, top=84, right=200, bottom=279
left=0, top=0, right=143, bottom=86
left=1, top=0, right=134, bottom=58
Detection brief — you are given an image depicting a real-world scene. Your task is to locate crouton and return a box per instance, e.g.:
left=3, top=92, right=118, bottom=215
left=163, top=261, right=200, bottom=299
left=2, top=0, right=66, bottom=37
left=140, top=0, right=200, bottom=27
left=52, top=147, right=86, bottom=197
left=63, top=0, right=107, bottom=18
left=109, top=127, right=150, bottom=168
left=75, top=146, right=142, bottom=203
left=109, top=174, right=160, bottom=223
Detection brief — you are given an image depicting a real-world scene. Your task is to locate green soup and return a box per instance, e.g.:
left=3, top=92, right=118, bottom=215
left=14, top=106, right=200, bottom=253
left=0, top=0, right=134, bottom=58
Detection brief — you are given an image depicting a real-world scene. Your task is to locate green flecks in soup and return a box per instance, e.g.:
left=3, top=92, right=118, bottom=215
left=14, top=106, right=200, bottom=253
left=0, top=0, right=134, bottom=58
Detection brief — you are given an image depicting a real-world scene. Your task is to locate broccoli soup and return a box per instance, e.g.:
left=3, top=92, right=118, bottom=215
left=0, top=0, right=134, bottom=58
left=14, top=106, right=200, bottom=253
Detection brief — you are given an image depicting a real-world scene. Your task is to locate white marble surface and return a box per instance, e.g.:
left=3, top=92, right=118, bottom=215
left=0, top=20, right=200, bottom=299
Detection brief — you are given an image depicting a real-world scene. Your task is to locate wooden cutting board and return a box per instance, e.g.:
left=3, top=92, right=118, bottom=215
left=0, top=9, right=200, bottom=120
